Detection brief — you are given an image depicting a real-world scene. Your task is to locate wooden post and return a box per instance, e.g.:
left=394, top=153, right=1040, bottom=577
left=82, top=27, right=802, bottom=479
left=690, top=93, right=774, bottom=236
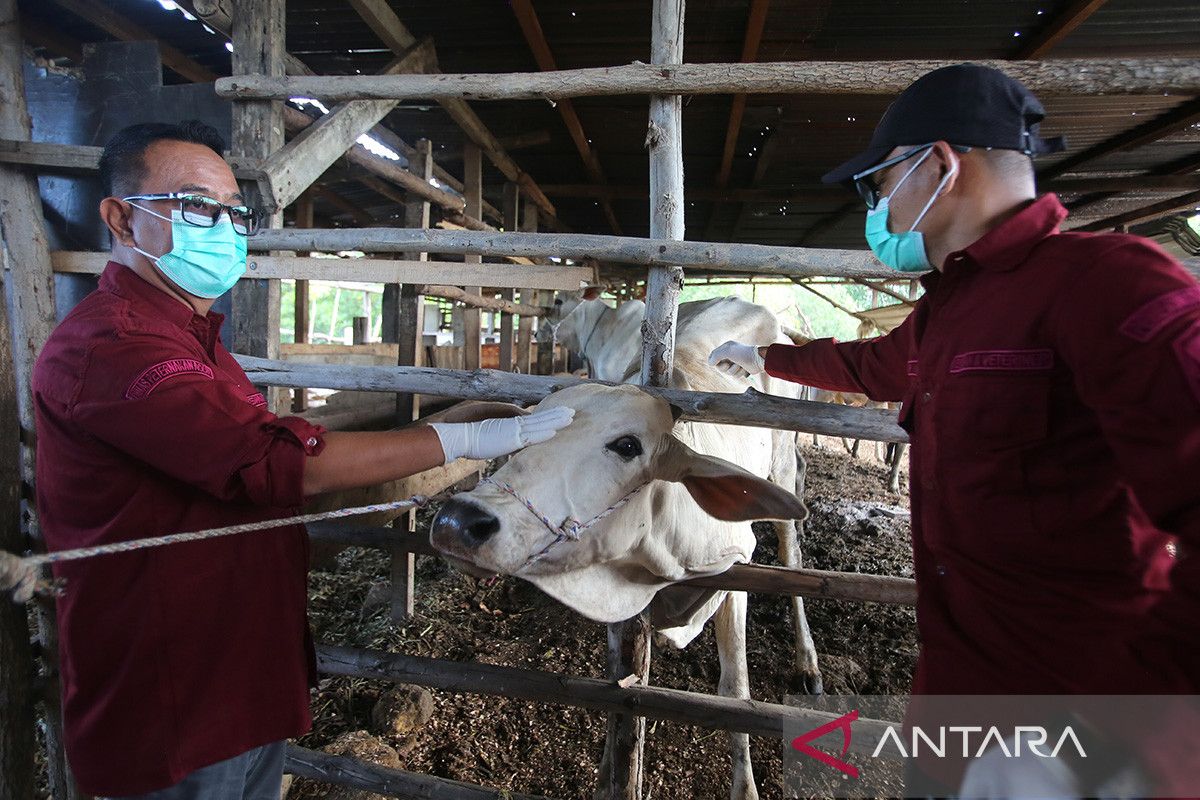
left=0, top=273, right=35, bottom=800
left=461, top=142, right=483, bottom=371
left=390, top=139, right=432, bottom=621
left=231, top=0, right=285, bottom=412
left=516, top=198, right=538, bottom=374
left=0, top=3, right=78, bottom=795
left=605, top=6, right=686, bottom=799
left=499, top=182, right=520, bottom=371
left=351, top=317, right=370, bottom=344
left=292, top=191, right=313, bottom=412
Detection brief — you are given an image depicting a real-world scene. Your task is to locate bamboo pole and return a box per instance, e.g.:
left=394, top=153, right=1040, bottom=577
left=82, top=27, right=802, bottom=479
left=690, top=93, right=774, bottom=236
left=216, top=57, right=1200, bottom=102
left=233, top=356, right=910, bottom=443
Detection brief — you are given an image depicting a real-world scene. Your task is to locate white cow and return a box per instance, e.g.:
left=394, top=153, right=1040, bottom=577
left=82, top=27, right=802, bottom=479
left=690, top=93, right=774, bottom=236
left=431, top=297, right=817, bottom=800
left=543, top=294, right=822, bottom=690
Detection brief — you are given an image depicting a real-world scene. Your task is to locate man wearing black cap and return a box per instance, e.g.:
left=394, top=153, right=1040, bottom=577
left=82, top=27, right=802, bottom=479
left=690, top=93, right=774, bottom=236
left=711, top=64, right=1200, bottom=794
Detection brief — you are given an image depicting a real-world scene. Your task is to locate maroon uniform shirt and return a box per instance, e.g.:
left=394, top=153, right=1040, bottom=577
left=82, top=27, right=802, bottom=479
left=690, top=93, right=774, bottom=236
left=33, top=262, right=326, bottom=796
left=766, top=194, right=1200, bottom=697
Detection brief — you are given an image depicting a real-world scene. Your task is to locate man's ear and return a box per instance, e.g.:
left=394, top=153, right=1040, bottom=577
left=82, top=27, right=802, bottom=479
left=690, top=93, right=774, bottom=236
left=581, top=286, right=603, bottom=301
left=656, top=436, right=807, bottom=522
left=99, top=197, right=136, bottom=246
left=931, top=140, right=962, bottom=196
left=441, top=401, right=530, bottom=423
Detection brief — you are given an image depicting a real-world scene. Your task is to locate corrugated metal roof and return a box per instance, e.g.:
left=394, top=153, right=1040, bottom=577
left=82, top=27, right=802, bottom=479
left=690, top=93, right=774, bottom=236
left=18, top=0, right=1200, bottom=249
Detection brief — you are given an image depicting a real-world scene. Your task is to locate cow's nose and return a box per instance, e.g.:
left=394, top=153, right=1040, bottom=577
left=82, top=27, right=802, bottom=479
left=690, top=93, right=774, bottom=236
left=433, top=498, right=501, bottom=546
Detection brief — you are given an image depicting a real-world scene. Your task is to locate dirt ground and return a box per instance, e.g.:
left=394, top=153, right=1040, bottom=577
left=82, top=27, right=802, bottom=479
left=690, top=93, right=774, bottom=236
left=292, top=443, right=918, bottom=800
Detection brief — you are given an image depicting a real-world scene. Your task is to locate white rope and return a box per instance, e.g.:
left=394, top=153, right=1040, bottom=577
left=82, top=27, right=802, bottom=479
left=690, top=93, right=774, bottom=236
left=0, top=495, right=432, bottom=603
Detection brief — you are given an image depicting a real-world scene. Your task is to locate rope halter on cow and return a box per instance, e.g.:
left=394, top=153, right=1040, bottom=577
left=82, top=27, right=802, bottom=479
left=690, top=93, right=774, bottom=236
left=480, top=476, right=647, bottom=569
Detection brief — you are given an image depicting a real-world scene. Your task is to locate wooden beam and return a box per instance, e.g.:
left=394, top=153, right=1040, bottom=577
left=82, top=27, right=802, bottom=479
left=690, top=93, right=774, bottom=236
left=258, top=39, right=437, bottom=211
left=0, top=3, right=76, bottom=795
left=242, top=229, right=917, bottom=279
left=795, top=280, right=871, bottom=322
left=461, top=143, right=483, bottom=371
left=728, top=122, right=784, bottom=242
left=1012, top=0, right=1108, bottom=60
left=286, top=745, right=560, bottom=800
left=308, top=525, right=918, bottom=604
left=419, top=285, right=545, bottom=316
left=311, top=184, right=374, bottom=226
left=356, top=174, right=408, bottom=207
left=499, top=182, right=519, bottom=371
left=50, top=251, right=592, bottom=289
left=437, top=130, right=552, bottom=161
left=216, top=58, right=1200, bottom=102
left=18, top=12, right=83, bottom=62
left=714, top=0, right=770, bottom=190
left=343, top=0, right=559, bottom=224
left=178, top=0, right=490, bottom=219
left=510, top=0, right=621, bottom=235
left=854, top=279, right=916, bottom=307
left=233, top=356, right=912, bottom=443
left=317, top=645, right=899, bottom=750
left=49, top=0, right=218, bottom=83
left=229, top=0, right=285, bottom=413
left=291, top=191, right=314, bottom=412
left=0, top=139, right=262, bottom=181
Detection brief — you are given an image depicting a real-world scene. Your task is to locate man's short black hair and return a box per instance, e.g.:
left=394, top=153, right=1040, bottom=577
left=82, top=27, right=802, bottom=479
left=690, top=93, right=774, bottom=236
left=98, top=120, right=226, bottom=198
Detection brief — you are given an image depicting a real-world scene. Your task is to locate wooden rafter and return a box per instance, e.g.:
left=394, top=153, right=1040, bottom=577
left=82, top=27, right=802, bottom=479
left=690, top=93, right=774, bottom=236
left=311, top=185, right=375, bottom=226
left=510, top=0, right=622, bottom=234
left=47, top=0, right=218, bottom=83
left=1073, top=190, right=1200, bottom=232
left=1040, top=96, right=1200, bottom=183
left=726, top=122, right=783, bottom=242
left=714, top=0, right=771, bottom=191
left=1012, top=0, right=1108, bottom=60
left=345, top=0, right=561, bottom=227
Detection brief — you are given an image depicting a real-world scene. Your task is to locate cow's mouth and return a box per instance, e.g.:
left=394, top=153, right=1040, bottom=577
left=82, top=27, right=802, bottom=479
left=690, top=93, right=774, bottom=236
left=437, top=552, right=499, bottom=581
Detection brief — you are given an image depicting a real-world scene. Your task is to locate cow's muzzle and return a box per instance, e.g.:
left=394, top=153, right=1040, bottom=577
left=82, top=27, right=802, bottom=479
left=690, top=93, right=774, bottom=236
left=431, top=498, right=501, bottom=549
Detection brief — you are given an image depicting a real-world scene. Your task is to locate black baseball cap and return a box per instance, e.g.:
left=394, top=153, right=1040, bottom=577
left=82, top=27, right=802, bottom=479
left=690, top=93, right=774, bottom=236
left=822, top=63, right=1067, bottom=185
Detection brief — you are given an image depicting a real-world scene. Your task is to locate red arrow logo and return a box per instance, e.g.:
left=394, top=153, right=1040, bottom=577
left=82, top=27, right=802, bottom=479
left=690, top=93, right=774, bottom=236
left=791, top=709, right=860, bottom=778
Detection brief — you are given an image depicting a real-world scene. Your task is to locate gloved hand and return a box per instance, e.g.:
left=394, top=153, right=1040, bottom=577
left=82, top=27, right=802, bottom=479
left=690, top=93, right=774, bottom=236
left=0, top=551, right=39, bottom=604
left=430, top=406, right=575, bottom=463
left=708, top=340, right=765, bottom=378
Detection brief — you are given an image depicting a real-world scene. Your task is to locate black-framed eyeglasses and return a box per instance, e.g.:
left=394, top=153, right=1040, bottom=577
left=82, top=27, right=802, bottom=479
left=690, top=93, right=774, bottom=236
left=123, top=193, right=260, bottom=236
left=851, top=143, right=972, bottom=210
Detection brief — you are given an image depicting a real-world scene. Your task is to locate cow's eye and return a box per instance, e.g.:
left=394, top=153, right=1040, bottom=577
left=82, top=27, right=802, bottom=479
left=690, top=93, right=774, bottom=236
left=606, top=435, right=643, bottom=461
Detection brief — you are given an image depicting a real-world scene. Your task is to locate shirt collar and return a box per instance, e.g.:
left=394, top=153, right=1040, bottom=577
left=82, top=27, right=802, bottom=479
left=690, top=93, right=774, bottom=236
left=944, top=193, right=1068, bottom=273
left=99, top=261, right=224, bottom=339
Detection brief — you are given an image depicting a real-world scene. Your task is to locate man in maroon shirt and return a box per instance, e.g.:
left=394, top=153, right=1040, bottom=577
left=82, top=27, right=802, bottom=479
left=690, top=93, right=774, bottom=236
left=31, top=121, right=572, bottom=798
left=712, top=65, right=1200, bottom=795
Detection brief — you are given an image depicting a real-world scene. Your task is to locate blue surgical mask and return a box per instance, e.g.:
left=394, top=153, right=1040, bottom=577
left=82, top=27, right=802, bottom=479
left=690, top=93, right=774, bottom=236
left=129, top=206, right=247, bottom=298
left=864, top=149, right=957, bottom=273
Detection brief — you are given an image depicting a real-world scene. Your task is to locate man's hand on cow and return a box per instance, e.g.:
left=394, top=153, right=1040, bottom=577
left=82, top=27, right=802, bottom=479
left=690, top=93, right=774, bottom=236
left=430, top=406, right=576, bottom=463
left=708, top=341, right=766, bottom=378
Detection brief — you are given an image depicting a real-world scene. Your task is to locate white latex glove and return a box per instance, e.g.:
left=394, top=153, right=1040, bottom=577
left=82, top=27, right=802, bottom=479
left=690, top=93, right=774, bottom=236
left=0, top=551, right=39, bottom=604
left=708, top=340, right=765, bottom=378
left=430, top=406, right=575, bottom=463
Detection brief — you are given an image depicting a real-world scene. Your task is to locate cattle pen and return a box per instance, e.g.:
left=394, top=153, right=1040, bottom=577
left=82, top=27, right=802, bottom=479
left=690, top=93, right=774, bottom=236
left=2, top=0, right=1200, bottom=797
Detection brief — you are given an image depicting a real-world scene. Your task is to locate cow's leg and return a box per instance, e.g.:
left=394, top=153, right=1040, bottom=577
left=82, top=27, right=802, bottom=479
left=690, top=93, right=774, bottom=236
left=888, top=443, right=907, bottom=494
left=714, top=591, right=759, bottom=800
left=769, top=436, right=822, bottom=695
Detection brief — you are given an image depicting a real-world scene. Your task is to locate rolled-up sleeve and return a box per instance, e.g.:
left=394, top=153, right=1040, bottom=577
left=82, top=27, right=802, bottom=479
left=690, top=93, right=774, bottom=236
left=70, top=336, right=325, bottom=508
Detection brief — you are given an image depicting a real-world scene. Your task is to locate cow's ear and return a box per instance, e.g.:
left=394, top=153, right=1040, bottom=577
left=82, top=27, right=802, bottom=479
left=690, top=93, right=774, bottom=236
left=441, top=401, right=530, bottom=423
left=656, top=437, right=807, bottom=522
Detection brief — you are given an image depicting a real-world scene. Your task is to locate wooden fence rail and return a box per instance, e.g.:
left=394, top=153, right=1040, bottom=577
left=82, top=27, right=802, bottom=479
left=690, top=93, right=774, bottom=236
left=317, top=644, right=898, bottom=752
left=216, top=57, right=1200, bottom=101
left=305, top=522, right=918, bottom=605
left=233, top=355, right=910, bottom=443
left=286, top=745, right=558, bottom=800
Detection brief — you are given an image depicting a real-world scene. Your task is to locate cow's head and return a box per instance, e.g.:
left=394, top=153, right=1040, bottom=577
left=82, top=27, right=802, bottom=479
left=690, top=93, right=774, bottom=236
left=429, top=384, right=805, bottom=621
